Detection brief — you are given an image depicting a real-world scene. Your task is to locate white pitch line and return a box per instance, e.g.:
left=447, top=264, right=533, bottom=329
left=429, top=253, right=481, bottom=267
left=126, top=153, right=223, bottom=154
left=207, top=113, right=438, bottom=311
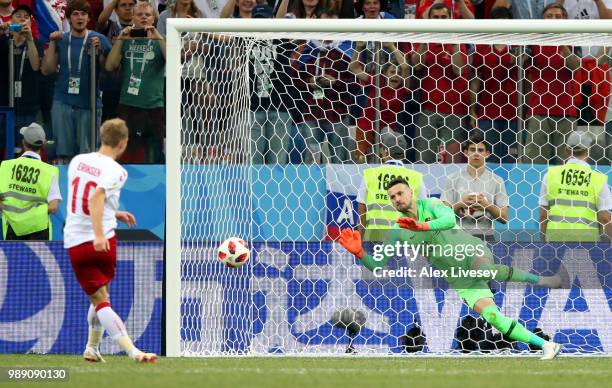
left=67, top=366, right=612, bottom=377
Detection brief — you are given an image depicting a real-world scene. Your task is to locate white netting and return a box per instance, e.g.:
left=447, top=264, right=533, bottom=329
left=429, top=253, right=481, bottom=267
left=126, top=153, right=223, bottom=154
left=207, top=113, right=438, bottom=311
left=172, top=27, right=612, bottom=356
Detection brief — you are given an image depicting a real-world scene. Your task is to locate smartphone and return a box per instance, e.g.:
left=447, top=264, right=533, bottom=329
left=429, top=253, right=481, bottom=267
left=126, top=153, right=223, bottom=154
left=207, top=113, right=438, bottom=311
left=9, top=23, right=22, bottom=33
left=130, top=28, right=147, bottom=38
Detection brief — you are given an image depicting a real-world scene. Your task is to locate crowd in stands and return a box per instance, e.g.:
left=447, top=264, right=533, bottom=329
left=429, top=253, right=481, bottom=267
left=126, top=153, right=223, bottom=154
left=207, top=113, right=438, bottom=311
left=1, top=0, right=612, bottom=165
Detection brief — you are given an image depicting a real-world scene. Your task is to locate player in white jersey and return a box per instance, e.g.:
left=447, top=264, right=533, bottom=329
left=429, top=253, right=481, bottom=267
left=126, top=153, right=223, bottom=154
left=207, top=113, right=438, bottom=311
left=64, top=118, right=157, bottom=363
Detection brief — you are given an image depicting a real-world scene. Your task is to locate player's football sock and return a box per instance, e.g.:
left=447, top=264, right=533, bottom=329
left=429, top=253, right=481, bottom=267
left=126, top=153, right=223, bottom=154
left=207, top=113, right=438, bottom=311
left=95, top=302, right=141, bottom=357
left=87, top=304, right=104, bottom=349
left=481, top=304, right=545, bottom=348
left=117, top=337, right=142, bottom=359
left=477, top=264, right=540, bottom=284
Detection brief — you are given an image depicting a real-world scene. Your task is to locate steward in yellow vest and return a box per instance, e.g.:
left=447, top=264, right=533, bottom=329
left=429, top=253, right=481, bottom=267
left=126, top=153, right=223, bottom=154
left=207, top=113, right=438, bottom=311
left=356, top=129, right=428, bottom=240
left=0, top=124, right=61, bottom=240
left=539, top=131, right=611, bottom=242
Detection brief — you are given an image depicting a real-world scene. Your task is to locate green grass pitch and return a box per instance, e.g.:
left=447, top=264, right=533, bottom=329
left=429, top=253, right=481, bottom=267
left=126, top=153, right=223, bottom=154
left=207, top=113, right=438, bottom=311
left=1, top=355, right=611, bottom=388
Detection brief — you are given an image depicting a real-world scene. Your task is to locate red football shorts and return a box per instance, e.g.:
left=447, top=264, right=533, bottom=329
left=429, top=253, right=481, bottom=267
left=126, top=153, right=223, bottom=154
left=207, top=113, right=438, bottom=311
left=69, top=237, right=117, bottom=295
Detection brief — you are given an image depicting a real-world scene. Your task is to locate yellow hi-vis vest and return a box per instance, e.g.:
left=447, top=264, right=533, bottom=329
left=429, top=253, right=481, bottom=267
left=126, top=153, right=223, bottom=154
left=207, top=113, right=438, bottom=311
left=363, top=164, right=423, bottom=229
left=0, top=157, right=57, bottom=239
left=545, top=163, right=607, bottom=242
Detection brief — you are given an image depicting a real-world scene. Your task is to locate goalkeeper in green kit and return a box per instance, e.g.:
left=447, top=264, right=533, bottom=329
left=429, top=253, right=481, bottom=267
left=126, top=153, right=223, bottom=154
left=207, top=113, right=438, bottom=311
left=338, top=178, right=563, bottom=360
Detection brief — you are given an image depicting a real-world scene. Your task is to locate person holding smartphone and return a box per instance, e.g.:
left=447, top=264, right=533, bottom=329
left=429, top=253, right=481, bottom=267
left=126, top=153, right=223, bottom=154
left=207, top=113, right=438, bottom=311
left=41, top=0, right=112, bottom=163
left=105, top=0, right=166, bottom=164
left=0, top=5, right=43, bottom=155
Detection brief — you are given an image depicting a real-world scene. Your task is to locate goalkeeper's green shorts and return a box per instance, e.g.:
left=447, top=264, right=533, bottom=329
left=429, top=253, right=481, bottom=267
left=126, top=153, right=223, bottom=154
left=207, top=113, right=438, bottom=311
left=456, top=284, right=494, bottom=310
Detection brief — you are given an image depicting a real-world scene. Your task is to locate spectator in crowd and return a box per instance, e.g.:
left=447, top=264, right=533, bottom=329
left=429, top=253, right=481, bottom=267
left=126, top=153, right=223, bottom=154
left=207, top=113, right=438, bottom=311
left=477, top=0, right=500, bottom=18
left=192, top=0, right=230, bottom=18
left=562, top=0, right=612, bottom=20
left=106, top=0, right=166, bottom=163
left=356, top=128, right=428, bottom=238
left=218, top=1, right=270, bottom=163
left=387, top=0, right=408, bottom=18
left=0, top=0, right=39, bottom=41
left=141, top=0, right=161, bottom=17
left=97, top=0, right=136, bottom=122
left=0, top=123, right=61, bottom=240
left=411, top=3, right=469, bottom=163
left=442, top=132, right=509, bottom=241
left=492, top=0, right=556, bottom=19
left=597, top=46, right=612, bottom=164
left=249, top=4, right=295, bottom=164
left=87, top=0, right=104, bottom=30
left=182, top=74, right=220, bottom=163
left=539, top=130, right=612, bottom=242
left=220, top=0, right=256, bottom=17
left=157, top=0, right=202, bottom=36
left=0, top=1, right=22, bottom=158
left=0, top=0, right=12, bottom=22
left=97, top=0, right=135, bottom=36
left=350, top=40, right=410, bottom=162
left=34, top=0, right=65, bottom=159
left=276, top=0, right=324, bottom=18
left=324, top=0, right=361, bottom=17
left=41, top=0, right=111, bottom=163
left=470, top=6, right=519, bottom=163
left=160, top=0, right=211, bottom=164
left=180, top=31, right=214, bottom=163
left=295, top=35, right=355, bottom=163
left=0, top=5, right=42, bottom=154
left=318, top=6, right=341, bottom=17
left=356, top=0, right=396, bottom=18
left=523, top=3, right=581, bottom=165
left=417, top=0, right=475, bottom=19
left=0, top=0, right=15, bottom=146
left=563, top=0, right=612, bottom=165
left=351, top=1, right=415, bottom=158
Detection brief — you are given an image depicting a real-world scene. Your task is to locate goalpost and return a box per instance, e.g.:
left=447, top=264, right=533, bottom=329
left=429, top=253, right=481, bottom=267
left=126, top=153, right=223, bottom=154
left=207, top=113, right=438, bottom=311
left=165, top=19, right=612, bottom=357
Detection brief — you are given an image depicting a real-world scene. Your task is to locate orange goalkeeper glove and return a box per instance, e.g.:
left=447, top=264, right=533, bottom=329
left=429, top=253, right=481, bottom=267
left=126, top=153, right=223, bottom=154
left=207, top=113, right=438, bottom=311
left=337, top=228, right=365, bottom=259
left=397, top=217, right=430, bottom=231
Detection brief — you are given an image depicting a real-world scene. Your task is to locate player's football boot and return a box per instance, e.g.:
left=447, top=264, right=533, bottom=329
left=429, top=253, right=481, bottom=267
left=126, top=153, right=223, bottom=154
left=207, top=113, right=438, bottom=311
left=83, top=347, right=106, bottom=363
left=540, top=342, right=562, bottom=360
left=134, top=352, right=158, bottom=364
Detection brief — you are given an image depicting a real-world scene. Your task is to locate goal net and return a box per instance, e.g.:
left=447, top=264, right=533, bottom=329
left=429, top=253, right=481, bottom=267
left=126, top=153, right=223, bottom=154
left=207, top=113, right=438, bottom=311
left=165, top=19, right=612, bottom=356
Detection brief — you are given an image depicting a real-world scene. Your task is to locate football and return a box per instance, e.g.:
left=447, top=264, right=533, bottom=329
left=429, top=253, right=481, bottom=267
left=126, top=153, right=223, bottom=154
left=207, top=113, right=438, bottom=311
left=217, top=237, right=250, bottom=268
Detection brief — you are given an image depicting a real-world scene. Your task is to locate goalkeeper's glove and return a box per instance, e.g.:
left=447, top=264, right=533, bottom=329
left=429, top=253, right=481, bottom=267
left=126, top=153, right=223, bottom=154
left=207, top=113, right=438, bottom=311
left=397, top=217, right=430, bottom=231
left=337, top=228, right=365, bottom=259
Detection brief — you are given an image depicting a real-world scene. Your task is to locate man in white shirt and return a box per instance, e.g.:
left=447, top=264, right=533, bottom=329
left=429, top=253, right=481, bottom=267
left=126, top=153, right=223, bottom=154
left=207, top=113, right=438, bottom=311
left=561, top=0, right=612, bottom=20
left=442, top=132, right=509, bottom=241
left=64, top=118, right=157, bottom=363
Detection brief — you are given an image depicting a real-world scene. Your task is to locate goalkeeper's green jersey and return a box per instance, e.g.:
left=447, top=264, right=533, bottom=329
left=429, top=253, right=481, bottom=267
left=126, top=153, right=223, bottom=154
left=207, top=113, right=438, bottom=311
left=360, top=198, right=492, bottom=289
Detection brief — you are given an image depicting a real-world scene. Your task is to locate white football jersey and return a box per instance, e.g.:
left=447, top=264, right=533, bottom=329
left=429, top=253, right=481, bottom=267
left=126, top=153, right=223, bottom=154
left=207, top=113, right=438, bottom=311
left=64, top=153, right=128, bottom=249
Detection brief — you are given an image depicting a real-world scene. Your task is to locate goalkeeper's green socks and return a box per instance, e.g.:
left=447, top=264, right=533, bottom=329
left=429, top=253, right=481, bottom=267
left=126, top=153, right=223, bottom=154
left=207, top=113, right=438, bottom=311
left=478, top=263, right=540, bottom=284
left=481, top=304, right=545, bottom=348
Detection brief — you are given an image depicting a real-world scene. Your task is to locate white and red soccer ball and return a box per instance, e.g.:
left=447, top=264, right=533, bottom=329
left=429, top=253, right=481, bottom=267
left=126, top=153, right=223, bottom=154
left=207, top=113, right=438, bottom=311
left=217, top=237, right=250, bottom=268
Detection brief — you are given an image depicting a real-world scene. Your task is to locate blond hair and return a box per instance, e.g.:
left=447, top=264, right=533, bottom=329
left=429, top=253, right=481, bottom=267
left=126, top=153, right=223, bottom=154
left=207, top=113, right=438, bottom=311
left=135, top=0, right=156, bottom=15
left=100, top=118, right=129, bottom=147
